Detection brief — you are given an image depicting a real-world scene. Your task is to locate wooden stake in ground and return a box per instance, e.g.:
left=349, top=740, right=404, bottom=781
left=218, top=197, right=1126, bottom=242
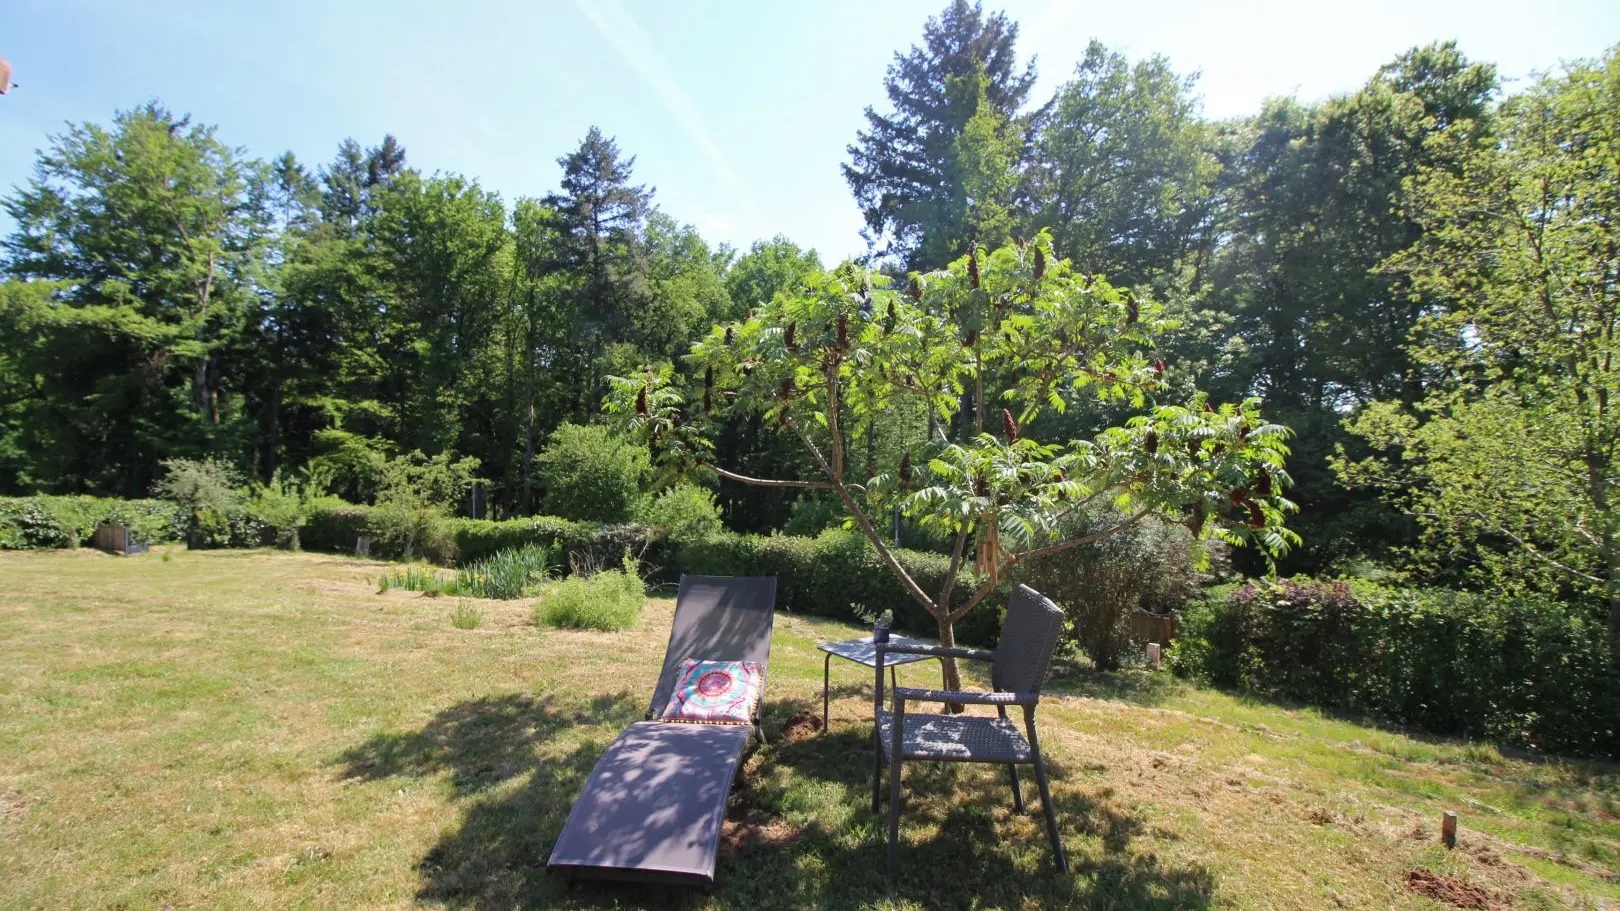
left=1442, top=810, right=1458, bottom=848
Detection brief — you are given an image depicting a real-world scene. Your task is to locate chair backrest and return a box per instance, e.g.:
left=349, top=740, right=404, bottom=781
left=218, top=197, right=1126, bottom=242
left=991, top=584, right=1064, bottom=695
left=647, top=575, right=778, bottom=719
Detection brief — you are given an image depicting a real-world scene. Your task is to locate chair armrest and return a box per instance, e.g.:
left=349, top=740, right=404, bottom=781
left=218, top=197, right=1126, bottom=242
left=878, top=643, right=996, bottom=662
left=891, top=686, right=1038, bottom=707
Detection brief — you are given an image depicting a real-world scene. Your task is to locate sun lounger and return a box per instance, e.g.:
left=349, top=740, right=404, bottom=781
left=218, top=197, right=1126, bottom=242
left=547, top=575, right=777, bottom=887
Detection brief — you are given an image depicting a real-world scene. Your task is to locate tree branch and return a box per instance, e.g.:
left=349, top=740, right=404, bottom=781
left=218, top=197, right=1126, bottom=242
left=703, top=462, right=835, bottom=490
left=789, top=420, right=938, bottom=614
left=945, top=508, right=1155, bottom=623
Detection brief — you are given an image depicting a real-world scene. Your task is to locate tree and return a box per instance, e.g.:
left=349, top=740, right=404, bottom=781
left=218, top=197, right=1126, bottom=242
left=844, top=0, right=1037, bottom=269
left=1202, top=43, right=1496, bottom=573
left=608, top=234, right=1297, bottom=694
left=1024, top=41, right=1218, bottom=287
left=725, top=236, right=822, bottom=314
left=1340, top=48, right=1620, bottom=633
left=2, top=103, right=269, bottom=494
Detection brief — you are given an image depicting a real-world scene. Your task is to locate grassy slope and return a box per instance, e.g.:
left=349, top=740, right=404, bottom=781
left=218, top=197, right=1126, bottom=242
left=0, top=549, right=1614, bottom=910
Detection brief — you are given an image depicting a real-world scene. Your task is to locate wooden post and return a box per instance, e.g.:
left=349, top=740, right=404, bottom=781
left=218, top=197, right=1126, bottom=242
left=1441, top=810, right=1457, bottom=848
left=1146, top=642, right=1163, bottom=670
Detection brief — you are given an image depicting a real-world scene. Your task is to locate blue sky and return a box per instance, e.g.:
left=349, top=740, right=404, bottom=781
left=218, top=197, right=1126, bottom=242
left=1, top=0, right=1615, bottom=262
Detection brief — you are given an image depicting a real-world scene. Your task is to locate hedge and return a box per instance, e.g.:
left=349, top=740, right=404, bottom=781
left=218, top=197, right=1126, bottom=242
left=0, top=496, right=184, bottom=550
left=1171, top=578, right=1620, bottom=759
left=8, top=494, right=1007, bottom=647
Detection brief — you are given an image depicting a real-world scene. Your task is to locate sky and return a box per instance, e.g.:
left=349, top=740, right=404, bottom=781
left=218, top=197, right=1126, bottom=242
left=1, top=0, right=1616, bottom=263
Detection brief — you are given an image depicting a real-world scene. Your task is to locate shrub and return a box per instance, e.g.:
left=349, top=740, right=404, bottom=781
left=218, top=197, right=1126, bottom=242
left=1016, top=512, right=1207, bottom=669
left=1171, top=578, right=1620, bottom=758
left=536, top=555, right=645, bottom=631
left=244, top=474, right=313, bottom=549
left=303, top=501, right=372, bottom=554
left=536, top=423, right=649, bottom=522
left=634, top=483, right=723, bottom=543
left=153, top=457, right=243, bottom=546
left=0, top=496, right=184, bottom=550
left=449, top=515, right=592, bottom=565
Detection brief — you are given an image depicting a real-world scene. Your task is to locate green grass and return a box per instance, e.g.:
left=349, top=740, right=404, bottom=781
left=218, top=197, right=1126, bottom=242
left=0, top=548, right=1616, bottom=910
left=379, top=544, right=553, bottom=601
left=534, top=566, right=644, bottom=631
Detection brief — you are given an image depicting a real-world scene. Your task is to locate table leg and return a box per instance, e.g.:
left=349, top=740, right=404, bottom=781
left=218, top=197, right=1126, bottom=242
left=889, top=663, right=897, bottom=695
left=823, top=652, right=832, bottom=730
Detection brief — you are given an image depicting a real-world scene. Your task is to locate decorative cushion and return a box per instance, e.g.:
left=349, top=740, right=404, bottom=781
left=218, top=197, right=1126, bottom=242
left=658, top=659, right=763, bottom=725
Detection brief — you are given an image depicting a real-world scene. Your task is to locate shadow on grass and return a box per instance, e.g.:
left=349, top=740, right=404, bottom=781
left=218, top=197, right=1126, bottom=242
left=338, top=692, right=1213, bottom=910
left=1041, top=654, right=1181, bottom=707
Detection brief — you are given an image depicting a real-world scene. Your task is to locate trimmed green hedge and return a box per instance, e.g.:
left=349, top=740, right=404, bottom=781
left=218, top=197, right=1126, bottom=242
left=11, top=494, right=1006, bottom=647
left=0, top=496, right=184, bottom=549
left=1172, top=578, right=1620, bottom=758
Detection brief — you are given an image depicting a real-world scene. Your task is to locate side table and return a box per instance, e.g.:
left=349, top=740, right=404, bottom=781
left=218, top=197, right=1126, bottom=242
left=816, top=635, right=938, bottom=729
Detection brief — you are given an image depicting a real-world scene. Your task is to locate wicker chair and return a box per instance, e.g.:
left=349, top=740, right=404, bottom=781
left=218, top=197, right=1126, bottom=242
left=871, top=584, right=1069, bottom=877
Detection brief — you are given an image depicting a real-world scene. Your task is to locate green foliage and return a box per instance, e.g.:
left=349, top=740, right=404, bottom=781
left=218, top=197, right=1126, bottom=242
left=244, top=473, right=315, bottom=549
left=536, top=555, right=645, bottom=631
left=536, top=423, right=649, bottom=523
left=448, top=515, right=591, bottom=565
left=634, top=483, right=723, bottom=543
left=153, top=457, right=244, bottom=543
left=724, top=236, right=821, bottom=315
left=844, top=0, right=1037, bottom=268
left=0, top=496, right=186, bottom=550
left=1340, top=47, right=1620, bottom=630
left=453, top=545, right=554, bottom=600
left=1171, top=579, right=1620, bottom=758
left=1015, top=510, right=1209, bottom=669
left=378, top=563, right=453, bottom=596
left=302, top=502, right=372, bottom=554
left=368, top=451, right=477, bottom=563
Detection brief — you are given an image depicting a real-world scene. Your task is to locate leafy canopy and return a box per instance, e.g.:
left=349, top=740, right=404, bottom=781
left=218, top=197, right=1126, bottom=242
left=608, top=232, right=1297, bottom=634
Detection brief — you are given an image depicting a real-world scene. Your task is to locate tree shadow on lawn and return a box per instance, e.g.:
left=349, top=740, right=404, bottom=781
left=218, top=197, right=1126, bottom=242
left=337, top=693, right=1213, bottom=910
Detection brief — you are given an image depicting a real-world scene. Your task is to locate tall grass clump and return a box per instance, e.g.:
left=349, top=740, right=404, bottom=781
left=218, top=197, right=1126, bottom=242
left=536, top=554, right=644, bottom=631
left=378, top=563, right=453, bottom=596
left=454, top=544, right=553, bottom=599
left=450, top=602, right=483, bottom=630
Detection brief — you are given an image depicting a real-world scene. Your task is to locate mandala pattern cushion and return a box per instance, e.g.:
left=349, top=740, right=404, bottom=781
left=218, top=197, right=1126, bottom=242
left=658, top=659, right=763, bottom=725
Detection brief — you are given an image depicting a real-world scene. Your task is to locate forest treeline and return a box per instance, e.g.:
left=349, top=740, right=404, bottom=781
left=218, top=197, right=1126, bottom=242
left=3, top=1, right=1618, bottom=611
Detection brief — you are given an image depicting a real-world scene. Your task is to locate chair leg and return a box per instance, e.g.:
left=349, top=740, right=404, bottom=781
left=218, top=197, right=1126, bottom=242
left=823, top=652, right=832, bottom=730
left=1024, top=707, right=1068, bottom=872
left=998, top=706, right=1025, bottom=813
left=887, top=701, right=906, bottom=879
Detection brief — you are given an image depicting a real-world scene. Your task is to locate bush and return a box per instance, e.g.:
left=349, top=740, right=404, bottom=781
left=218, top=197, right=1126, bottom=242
left=0, top=496, right=184, bottom=550
left=1171, top=578, right=1620, bottom=758
left=244, top=474, right=313, bottom=549
left=536, top=556, right=645, bottom=631
left=634, top=483, right=723, bottom=543
left=1016, top=512, right=1206, bottom=669
left=153, top=457, right=244, bottom=546
left=303, top=502, right=373, bottom=553
left=536, top=423, right=649, bottom=522
left=450, top=515, right=590, bottom=564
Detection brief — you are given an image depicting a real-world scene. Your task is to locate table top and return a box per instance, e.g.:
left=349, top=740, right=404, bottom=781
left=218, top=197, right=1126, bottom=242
left=817, top=635, right=939, bottom=667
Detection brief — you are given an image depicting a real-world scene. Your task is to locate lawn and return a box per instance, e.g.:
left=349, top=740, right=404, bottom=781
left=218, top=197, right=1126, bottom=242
left=1, top=550, right=1616, bottom=910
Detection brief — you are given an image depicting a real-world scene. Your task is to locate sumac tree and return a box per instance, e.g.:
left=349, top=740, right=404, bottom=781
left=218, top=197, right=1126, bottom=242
left=607, top=232, right=1296, bottom=693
